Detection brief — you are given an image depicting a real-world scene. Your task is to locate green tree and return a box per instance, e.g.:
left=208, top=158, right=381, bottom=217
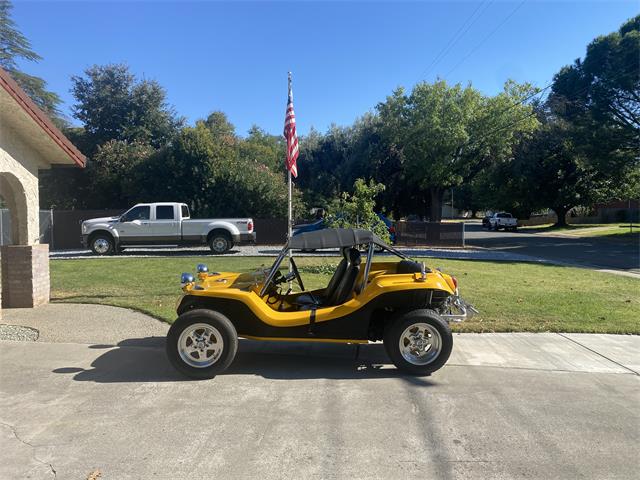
left=135, top=123, right=218, bottom=214
left=71, top=64, right=182, bottom=150
left=87, top=140, right=155, bottom=209
left=326, top=178, right=391, bottom=243
left=549, top=15, right=639, bottom=198
left=0, top=0, right=62, bottom=120
left=476, top=108, right=615, bottom=226
left=551, top=16, right=639, bottom=146
left=238, top=125, right=286, bottom=172
left=377, top=80, right=538, bottom=222
left=135, top=121, right=297, bottom=218
left=203, top=111, right=236, bottom=142
left=296, top=125, right=351, bottom=207
left=514, top=119, right=595, bottom=226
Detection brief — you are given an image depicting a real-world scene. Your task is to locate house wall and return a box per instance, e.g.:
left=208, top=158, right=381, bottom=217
left=0, top=122, right=43, bottom=246
left=0, top=122, right=50, bottom=311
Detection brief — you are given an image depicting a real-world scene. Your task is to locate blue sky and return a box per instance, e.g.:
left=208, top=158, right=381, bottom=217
left=12, top=0, right=639, bottom=136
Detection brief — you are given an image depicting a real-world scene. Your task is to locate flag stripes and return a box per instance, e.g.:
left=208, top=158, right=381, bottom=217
left=284, top=73, right=299, bottom=178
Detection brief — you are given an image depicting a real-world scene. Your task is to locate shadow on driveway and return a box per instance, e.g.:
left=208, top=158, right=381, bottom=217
left=52, top=338, right=434, bottom=385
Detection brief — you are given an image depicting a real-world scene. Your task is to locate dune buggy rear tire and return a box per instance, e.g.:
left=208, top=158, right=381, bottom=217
left=384, top=309, right=453, bottom=376
left=166, top=309, right=238, bottom=379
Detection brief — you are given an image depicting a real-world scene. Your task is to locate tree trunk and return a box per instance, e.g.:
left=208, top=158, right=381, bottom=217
left=429, top=187, right=444, bottom=223
left=553, top=207, right=569, bottom=227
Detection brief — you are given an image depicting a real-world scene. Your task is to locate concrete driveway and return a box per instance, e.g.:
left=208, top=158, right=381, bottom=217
left=1, top=304, right=639, bottom=479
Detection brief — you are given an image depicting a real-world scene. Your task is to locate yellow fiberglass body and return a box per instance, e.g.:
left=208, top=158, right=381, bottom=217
left=166, top=228, right=477, bottom=379
left=180, top=262, right=457, bottom=331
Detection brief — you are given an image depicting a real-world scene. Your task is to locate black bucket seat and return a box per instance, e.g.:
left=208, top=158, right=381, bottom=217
left=324, top=248, right=361, bottom=306
left=293, top=247, right=361, bottom=308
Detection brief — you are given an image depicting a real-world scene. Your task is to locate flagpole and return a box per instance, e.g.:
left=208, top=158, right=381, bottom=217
left=287, top=73, right=293, bottom=278
left=288, top=168, right=292, bottom=276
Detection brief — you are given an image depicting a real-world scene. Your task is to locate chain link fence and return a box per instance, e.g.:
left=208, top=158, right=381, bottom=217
left=0, top=209, right=53, bottom=246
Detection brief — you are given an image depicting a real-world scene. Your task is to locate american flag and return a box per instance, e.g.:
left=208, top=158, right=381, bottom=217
left=283, top=72, right=299, bottom=178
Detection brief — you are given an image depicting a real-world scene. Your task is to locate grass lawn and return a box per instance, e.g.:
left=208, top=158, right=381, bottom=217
left=50, top=256, right=640, bottom=334
left=520, top=223, right=640, bottom=241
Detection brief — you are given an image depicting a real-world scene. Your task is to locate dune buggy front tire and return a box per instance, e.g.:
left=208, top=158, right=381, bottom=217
left=384, top=309, right=453, bottom=376
left=166, top=309, right=238, bottom=379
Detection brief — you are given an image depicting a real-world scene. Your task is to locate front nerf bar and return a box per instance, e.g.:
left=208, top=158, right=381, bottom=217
left=440, top=295, right=479, bottom=323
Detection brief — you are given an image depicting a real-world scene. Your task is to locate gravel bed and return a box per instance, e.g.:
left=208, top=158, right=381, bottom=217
left=49, top=245, right=550, bottom=263
left=0, top=324, right=39, bottom=342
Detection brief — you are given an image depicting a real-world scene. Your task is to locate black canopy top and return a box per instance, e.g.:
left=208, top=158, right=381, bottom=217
left=287, top=228, right=388, bottom=250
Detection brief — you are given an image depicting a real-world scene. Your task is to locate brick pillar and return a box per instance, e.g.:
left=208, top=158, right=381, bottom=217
left=0, top=244, right=49, bottom=308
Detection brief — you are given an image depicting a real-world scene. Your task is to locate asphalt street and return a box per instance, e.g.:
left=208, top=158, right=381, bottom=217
left=465, top=223, right=640, bottom=273
left=1, top=305, right=639, bottom=480
left=50, top=223, right=639, bottom=275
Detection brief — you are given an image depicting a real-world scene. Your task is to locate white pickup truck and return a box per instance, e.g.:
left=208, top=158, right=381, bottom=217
left=487, top=212, right=518, bottom=231
left=81, top=202, right=255, bottom=255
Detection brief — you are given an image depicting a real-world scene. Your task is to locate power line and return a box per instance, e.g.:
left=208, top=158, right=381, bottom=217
left=461, top=83, right=552, bottom=148
left=444, top=0, right=527, bottom=78
left=403, top=79, right=549, bottom=150
left=418, top=0, right=493, bottom=81
left=462, top=65, right=636, bottom=153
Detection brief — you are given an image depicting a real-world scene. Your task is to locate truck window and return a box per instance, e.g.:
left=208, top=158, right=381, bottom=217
left=181, top=205, right=190, bottom=219
left=122, top=206, right=150, bottom=222
left=156, top=205, right=175, bottom=220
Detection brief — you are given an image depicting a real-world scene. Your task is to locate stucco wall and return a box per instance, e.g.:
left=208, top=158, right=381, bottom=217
left=0, top=123, right=44, bottom=246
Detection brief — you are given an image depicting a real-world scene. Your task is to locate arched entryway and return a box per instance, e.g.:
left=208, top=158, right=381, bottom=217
left=0, top=167, right=50, bottom=309
left=0, top=171, right=29, bottom=245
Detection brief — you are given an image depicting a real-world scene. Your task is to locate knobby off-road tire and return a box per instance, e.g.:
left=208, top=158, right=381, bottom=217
left=209, top=233, right=233, bottom=254
left=166, top=309, right=238, bottom=379
left=89, top=233, right=115, bottom=255
left=384, top=309, right=453, bottom=376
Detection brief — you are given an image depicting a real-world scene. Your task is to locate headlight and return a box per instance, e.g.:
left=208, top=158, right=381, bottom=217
left=82, top=223, right=87, bottom=233
left=181, top=273, right=195, bottom=285
left=196, top=263, right=208, bottom=273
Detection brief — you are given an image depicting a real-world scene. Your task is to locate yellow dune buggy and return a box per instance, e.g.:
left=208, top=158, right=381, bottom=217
left=166, top=228, right=477, bottom=378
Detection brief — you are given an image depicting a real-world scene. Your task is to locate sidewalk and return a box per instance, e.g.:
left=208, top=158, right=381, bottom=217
left=1, top=304, right=638, bottom=479
left=2, top=303, right=638, bottom=373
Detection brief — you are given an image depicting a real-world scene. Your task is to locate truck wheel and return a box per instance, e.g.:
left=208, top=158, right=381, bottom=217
left=166, top=309, right=238, bottom=379
left=89, top=234, right=114, bottom=255
left=384, top=309, right=453, bottom=376
left=209, top=233, right=232, bottom=254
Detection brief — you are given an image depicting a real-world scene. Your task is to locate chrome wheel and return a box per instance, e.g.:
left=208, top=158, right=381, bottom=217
left=178, top=323, right=224, bottom=368
left=399, top=322, right=442, bottom=366
left=93, top=238, right=111, bottom=254
left=211, top=237, right=229, bottom=253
